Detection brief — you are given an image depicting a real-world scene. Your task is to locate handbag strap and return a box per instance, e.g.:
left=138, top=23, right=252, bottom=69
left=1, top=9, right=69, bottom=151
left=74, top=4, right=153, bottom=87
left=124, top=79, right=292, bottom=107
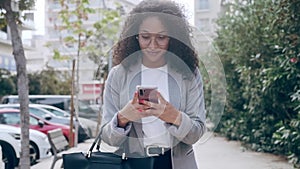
left=85, top=127, right=102, bottom=158
left=85, top=124, right=127, bottom=160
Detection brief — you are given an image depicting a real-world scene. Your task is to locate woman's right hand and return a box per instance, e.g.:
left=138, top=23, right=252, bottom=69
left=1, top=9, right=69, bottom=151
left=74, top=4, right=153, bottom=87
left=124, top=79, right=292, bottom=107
left=117, top=92, right=149, bottom=128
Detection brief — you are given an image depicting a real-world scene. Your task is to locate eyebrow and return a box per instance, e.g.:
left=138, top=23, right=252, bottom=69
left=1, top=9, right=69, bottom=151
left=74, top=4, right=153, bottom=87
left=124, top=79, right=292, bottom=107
left=139, top=30, right=168, bottom=34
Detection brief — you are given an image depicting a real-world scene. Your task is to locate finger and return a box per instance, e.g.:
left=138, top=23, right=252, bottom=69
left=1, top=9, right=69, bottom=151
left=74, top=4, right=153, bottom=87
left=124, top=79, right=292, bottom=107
left=157, top=92, right=167, bottom=104
left=143, top=109, right=154, bottom=116
left=143, top=100, right=152, bottom=108
left=131, top=91, right=139, bottom=104
left=135, top=104, right=149, bottom=111
left=143, top=100, right=156, bottom=109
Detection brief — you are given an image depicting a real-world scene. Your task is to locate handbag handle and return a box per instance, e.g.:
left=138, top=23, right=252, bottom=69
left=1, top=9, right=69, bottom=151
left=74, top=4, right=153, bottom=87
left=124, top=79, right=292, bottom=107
left=85, top=124, right=127, bottom=160
left=85, top=127, right=102, bottom=158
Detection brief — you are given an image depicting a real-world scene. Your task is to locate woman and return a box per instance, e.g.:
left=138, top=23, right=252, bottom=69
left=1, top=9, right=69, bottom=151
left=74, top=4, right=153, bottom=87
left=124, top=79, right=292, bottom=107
left=100, top=0, right=206, bottom=169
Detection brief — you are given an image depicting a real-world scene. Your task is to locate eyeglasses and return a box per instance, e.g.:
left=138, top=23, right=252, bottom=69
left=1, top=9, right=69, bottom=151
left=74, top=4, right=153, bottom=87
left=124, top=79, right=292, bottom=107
left=137, top=33, right=170, bottom=47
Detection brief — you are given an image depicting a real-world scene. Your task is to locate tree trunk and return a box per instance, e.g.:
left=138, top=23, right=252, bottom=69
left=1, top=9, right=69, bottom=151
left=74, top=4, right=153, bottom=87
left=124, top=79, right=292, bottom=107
left=69, top=59, right=75, bottom=147
left=4, top=1, right=30, bottom=169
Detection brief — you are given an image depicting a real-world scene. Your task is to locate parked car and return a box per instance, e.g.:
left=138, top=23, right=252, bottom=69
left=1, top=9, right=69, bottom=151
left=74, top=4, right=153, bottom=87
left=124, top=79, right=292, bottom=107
left=0, top=104, right=89, bottom=142
left=1, top=95, right=100, bottom=121
left=0, top=109, right=74, bottom=145
left=34, top=104, right=99, bottom=137
left=0, top=129, right=20, bottom=169
left=0, top=124, right=51, bottom=164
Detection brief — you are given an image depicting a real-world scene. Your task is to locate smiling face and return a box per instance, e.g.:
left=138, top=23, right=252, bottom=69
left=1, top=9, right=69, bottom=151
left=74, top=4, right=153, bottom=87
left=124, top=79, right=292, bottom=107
left=138, top=16, right=170, bottom=68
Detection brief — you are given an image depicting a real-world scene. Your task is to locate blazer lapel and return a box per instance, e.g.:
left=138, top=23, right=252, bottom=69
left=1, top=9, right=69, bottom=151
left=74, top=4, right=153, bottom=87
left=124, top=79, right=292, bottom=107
left=168, top=65, right=183, bottom=110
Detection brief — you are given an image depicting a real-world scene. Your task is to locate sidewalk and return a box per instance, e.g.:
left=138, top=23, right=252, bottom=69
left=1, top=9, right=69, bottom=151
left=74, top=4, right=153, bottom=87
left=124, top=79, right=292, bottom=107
left=32, top=133, right=295, bottom=169
left=195, top=133, right=294, bottom=169
left=31, top=139, right=95, bottom=169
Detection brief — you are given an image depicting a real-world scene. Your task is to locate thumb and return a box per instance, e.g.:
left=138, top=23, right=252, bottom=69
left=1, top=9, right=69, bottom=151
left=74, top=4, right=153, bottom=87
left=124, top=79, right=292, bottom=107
left=157, top=92, right=167, bottom=104
left=131, top=91, right=139, bottom=104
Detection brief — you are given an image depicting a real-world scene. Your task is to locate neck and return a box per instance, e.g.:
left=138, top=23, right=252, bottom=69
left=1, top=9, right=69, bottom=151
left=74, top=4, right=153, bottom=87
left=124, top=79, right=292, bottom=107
left=142, top=58, right=166, bottom=68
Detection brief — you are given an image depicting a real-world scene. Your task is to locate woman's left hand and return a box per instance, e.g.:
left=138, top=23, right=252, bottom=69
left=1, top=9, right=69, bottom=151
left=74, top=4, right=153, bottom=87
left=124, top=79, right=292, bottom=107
left=143, top=92, right=182, bottom=126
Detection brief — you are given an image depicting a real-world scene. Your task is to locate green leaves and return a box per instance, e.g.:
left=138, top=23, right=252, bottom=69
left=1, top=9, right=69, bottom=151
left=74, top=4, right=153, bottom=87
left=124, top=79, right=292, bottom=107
left=18, top=0, right=35, bottom=11
left=0, top=68, right=16, bottom=97
left=49, top=0, right=122, bottom=78
left=85, top=7, right=122, bottom=71
left=27, top=69, right=72, bottom=95
left=215, top=0, right=300, bottom=166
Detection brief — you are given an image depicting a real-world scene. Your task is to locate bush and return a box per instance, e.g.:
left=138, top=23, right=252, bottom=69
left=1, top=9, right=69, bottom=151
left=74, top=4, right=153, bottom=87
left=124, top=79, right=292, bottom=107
left=0, top=68, right=72, bottom=98
left=214, top=0, right=300, bottom=166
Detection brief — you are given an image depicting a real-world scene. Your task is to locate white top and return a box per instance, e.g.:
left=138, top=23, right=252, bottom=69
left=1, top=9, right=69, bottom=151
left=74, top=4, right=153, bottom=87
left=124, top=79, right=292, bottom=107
left=141, top=64, right=171, bottom=147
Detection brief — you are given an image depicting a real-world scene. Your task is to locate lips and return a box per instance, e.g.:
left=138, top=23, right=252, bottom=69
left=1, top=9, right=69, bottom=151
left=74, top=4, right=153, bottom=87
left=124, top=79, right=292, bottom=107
left=145, top=50, right=161, bottom=56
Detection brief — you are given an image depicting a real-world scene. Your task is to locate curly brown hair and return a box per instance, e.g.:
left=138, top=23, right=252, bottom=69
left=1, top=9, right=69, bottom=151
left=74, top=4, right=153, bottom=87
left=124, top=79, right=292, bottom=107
left=113, top=0, right=199, bottom=73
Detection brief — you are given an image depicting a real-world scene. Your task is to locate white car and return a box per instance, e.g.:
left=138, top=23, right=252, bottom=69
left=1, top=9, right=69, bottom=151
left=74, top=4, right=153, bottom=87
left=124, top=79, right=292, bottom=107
left=0, top=124, right=51, bottom=165
left=34, top=104, right=99, bottom=137
left=0, top=104, right=90, bottom=142
left=0, top=131, right=20, bottom=169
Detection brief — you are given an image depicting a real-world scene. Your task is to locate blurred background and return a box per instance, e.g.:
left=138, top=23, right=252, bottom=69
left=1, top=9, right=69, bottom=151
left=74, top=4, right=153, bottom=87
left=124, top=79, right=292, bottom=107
left=0, top=0, right=299, bottom=169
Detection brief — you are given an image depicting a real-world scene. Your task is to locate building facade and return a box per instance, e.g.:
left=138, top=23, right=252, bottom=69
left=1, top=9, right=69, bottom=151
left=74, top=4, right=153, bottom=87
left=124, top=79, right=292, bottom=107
left=0, top=1, right=36, bottom=74
left=194, top=0, right=222, bottom=55
left=44, top=0, right=137, bottom=101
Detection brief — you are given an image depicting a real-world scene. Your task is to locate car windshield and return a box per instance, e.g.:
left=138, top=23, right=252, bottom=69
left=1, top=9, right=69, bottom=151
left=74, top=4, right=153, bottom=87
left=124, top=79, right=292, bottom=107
left=43, top=107, right=68, bottom=117
left=29, top=108, right=50, bottom=117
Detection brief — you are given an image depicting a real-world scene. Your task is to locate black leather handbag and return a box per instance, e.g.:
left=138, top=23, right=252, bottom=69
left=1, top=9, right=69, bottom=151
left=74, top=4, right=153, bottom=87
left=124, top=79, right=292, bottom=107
left=63, top=129, right=154, bottom=169
left=62, top=130, right=128, bottom=169
left=63, top=150, right=125, bottom=169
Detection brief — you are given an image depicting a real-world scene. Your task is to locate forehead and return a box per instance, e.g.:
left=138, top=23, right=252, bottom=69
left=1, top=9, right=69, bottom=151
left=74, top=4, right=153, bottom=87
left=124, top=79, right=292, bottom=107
left=138, top=16, right=168, bottom=33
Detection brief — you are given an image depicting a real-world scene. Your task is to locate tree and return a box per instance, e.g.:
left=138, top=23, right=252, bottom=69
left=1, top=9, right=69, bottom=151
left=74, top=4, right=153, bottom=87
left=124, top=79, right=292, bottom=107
left=215, top=0, right=300, bottom=166
left=0, top=0, right=35, bottom=169
left=50, top=0, right=98, bottom=147
left=0, top=68, right=16, bottom=97
left=85, top=7, right=122, bottom=73
left=85, top=6, right=123, bottom=135
left=1, top=68, right=71, bottom=99
left=48, top=0, right=123, bottom=145
left=28, top=68, right=72, bottom=95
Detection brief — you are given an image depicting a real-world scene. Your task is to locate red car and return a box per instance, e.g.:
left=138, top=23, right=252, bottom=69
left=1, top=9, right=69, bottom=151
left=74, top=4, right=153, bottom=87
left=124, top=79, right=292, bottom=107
left=0, top=109, right=74, bottom=144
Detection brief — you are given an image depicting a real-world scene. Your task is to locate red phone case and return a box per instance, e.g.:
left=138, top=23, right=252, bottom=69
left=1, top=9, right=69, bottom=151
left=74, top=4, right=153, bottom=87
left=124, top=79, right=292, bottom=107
left=137, top=86, right=158, bottom=104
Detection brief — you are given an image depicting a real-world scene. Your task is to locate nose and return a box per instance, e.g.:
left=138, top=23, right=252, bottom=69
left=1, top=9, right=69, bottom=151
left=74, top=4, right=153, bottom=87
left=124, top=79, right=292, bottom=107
left=148, top=37, right=159, bottom=49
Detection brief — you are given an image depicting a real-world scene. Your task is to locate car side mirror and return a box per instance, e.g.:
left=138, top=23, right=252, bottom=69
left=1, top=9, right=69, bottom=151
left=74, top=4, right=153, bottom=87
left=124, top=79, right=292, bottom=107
left=44, top=114, right=52, bottom=121
left=38, top=120, right=44, bottom=127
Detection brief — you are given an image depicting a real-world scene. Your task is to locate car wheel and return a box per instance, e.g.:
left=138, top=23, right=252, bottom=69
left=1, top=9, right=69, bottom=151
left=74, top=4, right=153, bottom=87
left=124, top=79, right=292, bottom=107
left=1, top=142, right=18, bottom=169
left=29, top=142, right=39, bottom=165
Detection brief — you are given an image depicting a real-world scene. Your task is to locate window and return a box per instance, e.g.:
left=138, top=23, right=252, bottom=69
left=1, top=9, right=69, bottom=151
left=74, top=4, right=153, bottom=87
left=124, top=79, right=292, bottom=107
left=198, top=0, right=209, bottom=10
left=0, top=114, right=6, bottom=124
left=31, top=97, right=67, bottom=110
left=197, top=19, right=210, bottom=32
left=2, top=113, right=20, bottom=125
left=51, top=0, right=61, bottom=9
left=29, top=108, right=48, bottom=117
left=24, top=13, right=34, bottom=21
left=29, top=116, right=39, bottom=125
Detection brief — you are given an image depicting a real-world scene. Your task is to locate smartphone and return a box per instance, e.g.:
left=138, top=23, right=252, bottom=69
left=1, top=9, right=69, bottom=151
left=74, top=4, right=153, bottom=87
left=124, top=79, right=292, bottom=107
left=136, top=86, right=158, bottom=104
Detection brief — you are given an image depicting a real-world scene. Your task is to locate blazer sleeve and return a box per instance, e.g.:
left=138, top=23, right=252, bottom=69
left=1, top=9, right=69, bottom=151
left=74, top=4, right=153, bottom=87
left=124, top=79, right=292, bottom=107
left=165, top=68, right=206, bottom=145
left=100, top=66, right=132, bottom=147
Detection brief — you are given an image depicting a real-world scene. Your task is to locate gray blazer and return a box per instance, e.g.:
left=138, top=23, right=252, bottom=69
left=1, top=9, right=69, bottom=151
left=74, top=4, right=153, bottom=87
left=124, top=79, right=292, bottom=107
left=100, top=58, right=206, bottom=169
